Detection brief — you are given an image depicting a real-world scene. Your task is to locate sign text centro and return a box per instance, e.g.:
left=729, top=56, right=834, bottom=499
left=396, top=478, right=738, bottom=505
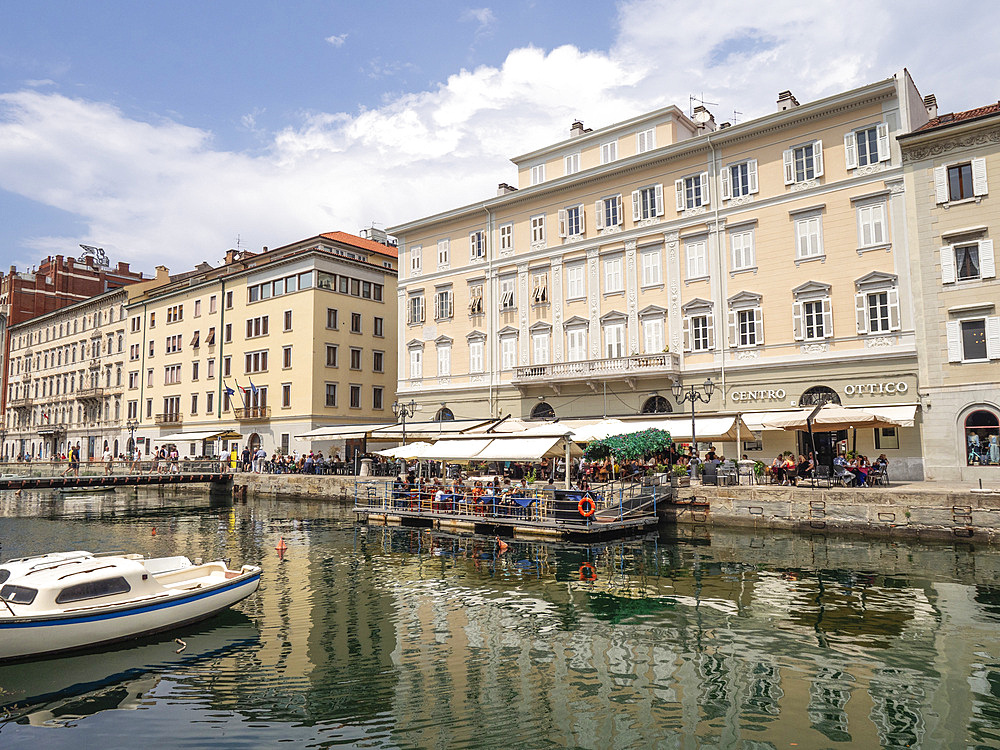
left=731, top=388, right=786, bottom=402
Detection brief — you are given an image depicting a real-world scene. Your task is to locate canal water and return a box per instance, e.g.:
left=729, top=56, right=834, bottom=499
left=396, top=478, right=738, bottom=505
left=1, top=488, right=999, bottom=749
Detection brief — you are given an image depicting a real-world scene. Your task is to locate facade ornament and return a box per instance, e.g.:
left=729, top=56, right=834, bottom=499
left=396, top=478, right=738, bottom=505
left=791, top=178, right=820, bottom=192
left=865, top=336, right=896, bottom=349
left=735, top=349, right=760, bottom=360
left=901, top=127, right=1000, bottom=162
left=801, top=343, right=828, bottom=354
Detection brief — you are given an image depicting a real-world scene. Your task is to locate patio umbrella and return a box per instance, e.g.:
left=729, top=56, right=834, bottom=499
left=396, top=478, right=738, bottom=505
left=761, top=404, right=901, bottom=431
left=375, top=442, right=432, bottom=459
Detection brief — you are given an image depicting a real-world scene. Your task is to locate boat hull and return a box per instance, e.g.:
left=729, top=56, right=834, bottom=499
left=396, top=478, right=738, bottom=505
left=0, top=571, right=260, bottom=662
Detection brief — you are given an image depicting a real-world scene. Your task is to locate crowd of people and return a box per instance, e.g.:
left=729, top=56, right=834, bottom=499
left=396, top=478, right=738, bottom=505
left=764, top=451, right=890, bottom=486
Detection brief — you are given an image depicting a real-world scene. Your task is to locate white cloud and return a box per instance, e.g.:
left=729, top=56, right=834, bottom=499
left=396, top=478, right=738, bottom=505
left=461, top=7, right=496, bottom=34
left=325, top=33, right=348, bottom=48
left=1, top=0, right=999, bottom=273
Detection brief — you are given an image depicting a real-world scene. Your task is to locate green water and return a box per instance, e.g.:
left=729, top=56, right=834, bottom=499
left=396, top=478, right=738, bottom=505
left=0, top=488, right=999, bottom=749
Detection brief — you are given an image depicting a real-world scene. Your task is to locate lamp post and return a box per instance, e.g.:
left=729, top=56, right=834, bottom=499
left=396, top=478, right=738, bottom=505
left=392, top=399, right=417, bottom=477
left=671, top=378, right=715, bottom=458
left=126, top=418, right=139, bottom=455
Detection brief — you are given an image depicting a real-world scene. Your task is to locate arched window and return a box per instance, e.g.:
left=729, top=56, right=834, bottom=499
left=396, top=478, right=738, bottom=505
left=965, top=409, right=1000, bottom=466
left=799, top=385, right=841, bottom=406
left=641, top=396, right=673, bottom=414
left=530, top=401, right=555, bottom=420
left=434, top=407, right=455, bottom=421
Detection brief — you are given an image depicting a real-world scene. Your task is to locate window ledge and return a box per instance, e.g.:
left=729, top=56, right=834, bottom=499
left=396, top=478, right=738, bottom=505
left=565, top=295, right=586, bottom=303
left=603, top=290, right=625, bottom=298
left=856, top=244, right=892, bottom=256
left=942, top=196, right=985, bottom=209
left=640, top=282, right=664, bottom=291
left=730, top=266, right=758, bottom=278
left=684, top=275, right=710, bottom=285
left=794, top=254, right=826, bottom=267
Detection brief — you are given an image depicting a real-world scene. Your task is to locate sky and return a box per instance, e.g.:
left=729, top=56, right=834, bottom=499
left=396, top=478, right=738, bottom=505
left=0, top=0, right=998, bottom=276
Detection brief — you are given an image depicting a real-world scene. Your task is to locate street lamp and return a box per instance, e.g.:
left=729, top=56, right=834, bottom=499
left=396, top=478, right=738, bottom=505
left=126, top=418, right=139, bottom=455
left=671, top=378, right=715, bottom=458
left=391, top=399, right=417, bottom=445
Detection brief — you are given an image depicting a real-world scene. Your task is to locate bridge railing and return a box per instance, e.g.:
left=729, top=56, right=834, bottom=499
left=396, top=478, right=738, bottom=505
left=0, top=459, right=229, bottom=477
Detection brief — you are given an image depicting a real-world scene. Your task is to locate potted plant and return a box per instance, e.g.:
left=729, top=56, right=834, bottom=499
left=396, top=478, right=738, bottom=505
left=671, top=463, right=690, bottom=487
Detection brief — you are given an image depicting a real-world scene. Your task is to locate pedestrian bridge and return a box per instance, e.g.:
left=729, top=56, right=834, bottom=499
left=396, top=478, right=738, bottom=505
left=0, top=460, right=231, bottom=492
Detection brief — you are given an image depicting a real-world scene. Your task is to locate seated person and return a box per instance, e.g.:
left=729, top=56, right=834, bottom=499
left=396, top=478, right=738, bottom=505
left=796, top=454, right=813, bottom=481
left=770, top=455, right=786, bottom=483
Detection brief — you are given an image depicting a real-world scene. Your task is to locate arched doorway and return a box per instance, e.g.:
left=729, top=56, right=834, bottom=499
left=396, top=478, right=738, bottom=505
left=530, top=401, right=555, bottom=420
left=248, top=433, right=261, bottom=454
left=113, top=439, right=119, bottom=457
left=965, top=409, right=1000, bottom=466
left=641, top=396, right=673, bottom=414
left=799, top=385, right=841, bottom=406
left=434, top=407, right=455, bottom=421
left=798, top=386, right=844, bottom=464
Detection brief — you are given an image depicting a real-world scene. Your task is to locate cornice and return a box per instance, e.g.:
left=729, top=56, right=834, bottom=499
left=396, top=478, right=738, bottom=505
left=900, top=123, right=1000, bottom=162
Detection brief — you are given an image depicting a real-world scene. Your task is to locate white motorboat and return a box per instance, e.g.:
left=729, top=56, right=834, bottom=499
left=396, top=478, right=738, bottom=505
left=0, top=550, right=261, bottom=662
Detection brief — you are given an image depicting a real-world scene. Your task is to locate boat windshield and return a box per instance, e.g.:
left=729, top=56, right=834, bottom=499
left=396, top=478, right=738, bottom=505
left=1, top=584, right=38, bottom=605
left=0, top=569, right=9, bottom=585
left=55, top=576, right=132, bottom=604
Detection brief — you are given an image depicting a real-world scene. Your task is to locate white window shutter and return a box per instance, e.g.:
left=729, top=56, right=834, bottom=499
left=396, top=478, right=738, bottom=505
left=615, top=195, right=623, bottom=225
left=699, top=172, right=710, bottom=206
left=934, top=167, right=948, bottom=203
left=813, top=140, right=824, bottom=177
left=822, top=300, right=833, bottom=338
left=980, top=239, right=996, bottom=279
left=706, top=312, right=715, bottom=350
left=654, top=183, right=665, bottom=216
left=855, top=292, right=868, bottom=334
left=675, top=179, right=685, bottom=211
left=595, top=200, right=605, bottom=229
left=972, top=157, right=989, bottom=196
left=433, top=295, right=440, bottom=320
left=844, top=132, right=858, bottom=170
left=987, top=316, right=1000, bottom=360
left=876, top=123, right=890, bottom=162
left=728, top=309, right=738, bottom=347
left=946, top=321, right=962, bottom=362
left=682, top=316, right=691, bottom=352
left=754, top=307, right=764, bottom=346
left=558, top=209, right=567, bottom=238
left=792, top=301, right=804, bottom=340
left=783, top=149, right=794, bottom=185
left=631, top=190, right=641, bottom=221
left=887, top=287, right=900, bottom=331
left=577, top=204, right=585, bottom=233
left=940, top=245, right=956, bottom=284
left=748, top=160, right=759, bottom=194
left=720, top=166, right=731, bottom=200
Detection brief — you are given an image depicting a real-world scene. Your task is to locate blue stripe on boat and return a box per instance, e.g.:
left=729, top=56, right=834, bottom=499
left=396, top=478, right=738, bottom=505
left=0, top=573, right=260, bottom=629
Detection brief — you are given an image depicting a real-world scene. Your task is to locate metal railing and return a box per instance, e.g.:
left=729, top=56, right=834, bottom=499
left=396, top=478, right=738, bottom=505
left=234, top=406, right=271, bottom=422
left=513, top=352, right=680, bottom=382
left=0, top=458, right=228, bottom=477
left=154, top=413, right=183, bottom=425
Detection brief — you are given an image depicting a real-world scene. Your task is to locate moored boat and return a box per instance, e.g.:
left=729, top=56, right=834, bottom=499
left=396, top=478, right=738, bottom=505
left=0, top=550, right=261, bottom=661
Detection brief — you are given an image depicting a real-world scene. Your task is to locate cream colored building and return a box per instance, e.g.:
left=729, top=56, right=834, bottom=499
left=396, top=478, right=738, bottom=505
left=124, top=232, right=397, bottom=458
left=900, top=101, right=1000, bottom=481
left=390, top=72, right=931, bottom=478
left=4, top=269, right=169, bottom=460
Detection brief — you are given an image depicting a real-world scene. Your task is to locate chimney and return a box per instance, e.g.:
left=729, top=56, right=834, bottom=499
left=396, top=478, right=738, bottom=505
left=262, top=246, right=268, bottom=253
left=777, top=90, right=800, bottom=111
left=117, top=262, right=130, bottom=274
left=225, top=249, right=239, bottom=265
left=693, top=105, right=717, bottom=132
left=923, top=94, right=938, bottom=119
left=570, top=120, right=585, bottom=138
left=497, top=182, right=518, bottom=196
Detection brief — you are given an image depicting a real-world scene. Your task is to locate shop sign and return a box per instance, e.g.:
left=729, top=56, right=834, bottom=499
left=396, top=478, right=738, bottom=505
left=731, top=388, right=786, bottom=402
left=843, top=381, right=908, bottom=396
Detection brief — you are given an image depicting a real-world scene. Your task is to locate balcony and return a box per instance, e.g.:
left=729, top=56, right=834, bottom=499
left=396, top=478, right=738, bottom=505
left=155, top=413, right=183, bottom=426
left=9, top=397, right=32, bottom=410
left=512, top=352, right=680, bottom=391
left=234, top=406, right=271, bottom=422
left=76, top=387, right=105, bottom=402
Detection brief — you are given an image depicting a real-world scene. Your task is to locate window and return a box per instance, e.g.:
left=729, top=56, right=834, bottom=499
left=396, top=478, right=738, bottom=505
left=857, top=203, right=887, bottom=248
left=941, top=240, right=995, bottom=283
left=558, top=204, right=584, bottom=238
left=283, top=310, right=292, bottom=331
left=564, top=153, right=580, bottom=175
left=350, top=347, right=362, bottom=370
left=530, top=214, right=546, bottom=245
left=499, top=277, right=515, bottom=311
left=531, top=272, right=548, bottom=304
left=349, top=384, right=361, bottom=409
left=130, top=316, right=141, bottom=333
left=222, top=355, right=231, bottom=377
left=784, top=141, right=824, bottom=184
left=595, top=194, right=623, bottom=230
left=683, top=301, right=714, bottom=352
left=245, top=350, right=268, bottom=373
left=246, top=316, right=268, bottom=338
left=500, top=335, right=517, bottom=370
left=190, top=393, right=198, bottom=414
left=127, top=400, right=138, bottom=419
left=351, top=312, right=361, bottom=333
left=855, top=280, right=900, bottom=335
left=146, top=399, right=153, bottom=418
left=632, top=184, right=664, bottom=221
left=935, top=158, right=988, bottom=203
left=641, top=249, right=662, bottom=286
left=948, top=318, right=1000, bottom=362
left=600, top=141, right=617, bottom=164
left=408, top=295, right=425, bottom=324
left=192, top=361, right=199, bottom=380
left=374, top=316, right=384, bottom=337
left=166, top=304, right=183, bottom=323
left=729, top=305, right=762, bottom=348
left=165, top=335, right=182, bottom=354
left=641, top=316, right=664, bottom=353
left=55, top=576, right=131, bottom=605
left=434, top=288, right=454, bottom=320
left=128, top=371, right=139, bottom=389
left=193, top=299, right=201, bottom=317
left=129, top=343, right=140, bottom=361
left=845, top=124, right=889, bottom=168
left=164, top=366, right=182, bottom=385
left=566, top=327, right=587, bottom=361
left=791, top=286, right=834, bottom=342
left=675, top=173, right=709, bottom=210
left=604, top=256, right=624, bottom=293
left=283, top=345, right=292, bottom=369
left=603, top=321, right=625, bottom=358
left=224, top=323, right=232, bottom=343
left=326, top=345, right=338, bottom=367
left=206, top=327, right=216, bottom=346
left=721, top=160, right=758, bottom=200
left=409, top=348, right=423, bottom=379
left=148, top=341, right=155, bottom=357
left=730, top=229, right=756, bottom=270
left=636, top=127, right=655, bottom=153
left=190, top=330, right=200, bottom=349
left=325, top=383, right=337, bottom=407
left=207, top=358, right=215, bottom=379
left=531, top=330, right=550, bottom=364
left=685, top=239, right=708, bottom=279
left=148, top=311, right=155, bottom=328
left=964, top=410, right=1000, bottom=466
left=281, top=383, right=291, bottom=408
left=409, top=245, right=422, bottom=275
left=373, top=386, right=384, bottom=410
left=327, top=308, right=339, bottom=329
left=437, top=343, right=451, bottom=376
left=530, top=164, right=545, bottom=185
left=469, top=339, right=484, bottom=373
left=209, top=295, right=217, bottom=314
left=437, top=239, right=450, bottom=268
left=795, top=215, right=824, bottom=260
left=499, top=223, right=513, bottom=252
left=566, top=264, right=585, bottom=298
left=470, top=230, right=486, bottom=260
left=373, top=350, right=384, bottom=373
left=469, top=284, right=484, bottom=314
left=949, top=163, right=973, bottom=201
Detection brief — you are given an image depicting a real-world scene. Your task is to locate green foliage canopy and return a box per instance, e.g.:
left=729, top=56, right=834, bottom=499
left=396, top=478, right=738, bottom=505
left=584, top=428, right=672, bottom=461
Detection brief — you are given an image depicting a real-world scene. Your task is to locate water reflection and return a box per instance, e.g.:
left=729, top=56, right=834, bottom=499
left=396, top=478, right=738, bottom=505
left=0, top=489, right=998, bottom=748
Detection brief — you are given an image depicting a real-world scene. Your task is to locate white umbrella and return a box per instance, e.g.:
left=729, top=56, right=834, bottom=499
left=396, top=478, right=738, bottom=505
left=375, top=442, right=432, bottom=459
left=762, top=403, right=901, bottom=431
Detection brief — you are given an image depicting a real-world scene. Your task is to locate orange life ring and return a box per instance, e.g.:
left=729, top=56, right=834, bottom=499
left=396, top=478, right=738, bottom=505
left=578, top=495, right=596, bottom=518
left=579, top=563, right=596, bottom=581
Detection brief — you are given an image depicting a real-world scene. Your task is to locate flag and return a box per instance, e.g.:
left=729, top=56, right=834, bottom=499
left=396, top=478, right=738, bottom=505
left=224, top=382, right=235, bottom=396
left=249, top=379, right=258, bottom=397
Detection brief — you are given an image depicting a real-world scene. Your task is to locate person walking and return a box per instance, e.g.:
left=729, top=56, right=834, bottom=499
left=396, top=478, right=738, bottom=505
left=103, top=445, right=114, bottom=476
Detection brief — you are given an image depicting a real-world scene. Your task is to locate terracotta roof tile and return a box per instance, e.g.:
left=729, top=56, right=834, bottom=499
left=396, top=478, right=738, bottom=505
left=320, top=231, right=398, bottom=259
left=915, top=102, right=1000, bottom=132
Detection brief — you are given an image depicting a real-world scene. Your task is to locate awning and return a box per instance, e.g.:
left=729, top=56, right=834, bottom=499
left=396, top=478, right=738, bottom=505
left=371, top=418, right=493, bottom=439
left=568, top=416, right=754, bottom=442
left=157, top=430, right=242, bottom=442
left=861, top=404, right=917, bottom=428
left=419, top=438, right=494, bottom=461
left=472, top=436, right=570, bottom=461
left=762, top=403, right=902, bottom=431
left=375, top=442, right=433, bottom=459
left=742, top=404, right=918, bottom=431
left=298, top=423, right=395, bottom=439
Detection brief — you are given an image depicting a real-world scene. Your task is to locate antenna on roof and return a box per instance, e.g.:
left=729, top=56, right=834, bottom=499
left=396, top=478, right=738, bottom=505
left=689, top=93, right=718, bottom=118
left=732, top=109, right=743, bottom=124
left=235, top=234, right=242, bottom=251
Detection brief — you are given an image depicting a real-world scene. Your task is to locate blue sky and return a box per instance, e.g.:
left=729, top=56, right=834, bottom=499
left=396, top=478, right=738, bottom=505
left=1, top=0, right=998, bottom=274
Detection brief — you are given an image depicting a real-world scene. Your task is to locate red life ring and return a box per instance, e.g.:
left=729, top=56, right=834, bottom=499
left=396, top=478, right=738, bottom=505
left=578, top=495, right=596, bottom=518
left=579, top=563, right=597, bottom=581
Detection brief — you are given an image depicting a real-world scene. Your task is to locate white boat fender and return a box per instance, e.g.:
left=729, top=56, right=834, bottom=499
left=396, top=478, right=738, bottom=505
left=175, top=638, right=187, bottom=653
